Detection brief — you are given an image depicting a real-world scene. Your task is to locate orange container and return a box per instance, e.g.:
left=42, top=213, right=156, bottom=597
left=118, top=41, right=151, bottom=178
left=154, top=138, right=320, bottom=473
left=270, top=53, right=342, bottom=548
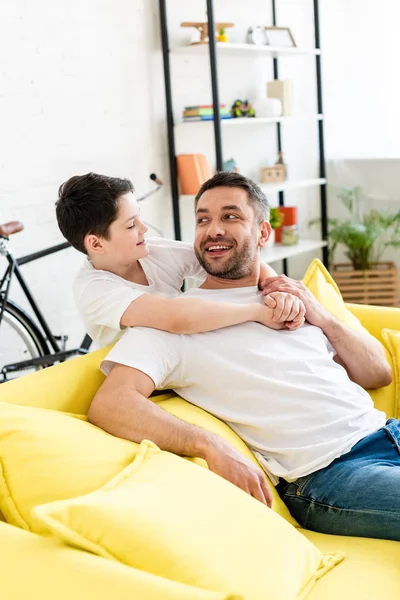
left=176, top=154, right=213, bottom=194
left=274, top=207, right=297, bottom=243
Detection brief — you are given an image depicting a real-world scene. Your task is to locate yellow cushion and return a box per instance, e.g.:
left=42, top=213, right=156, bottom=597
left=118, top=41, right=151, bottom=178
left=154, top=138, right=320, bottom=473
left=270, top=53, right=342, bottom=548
left=381, top=329, right=400, bottom=419
left=302, top=259, right=365, bottom=332
left=0, top=522, right=236, bottom=600
left=34, top=441, right=343, bottom=600
left=0, top=401, right=139, bottom=532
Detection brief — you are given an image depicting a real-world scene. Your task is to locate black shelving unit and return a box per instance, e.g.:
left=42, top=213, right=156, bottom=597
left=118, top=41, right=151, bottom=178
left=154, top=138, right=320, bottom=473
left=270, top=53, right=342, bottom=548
left=159, top=0, right=328, bottom=271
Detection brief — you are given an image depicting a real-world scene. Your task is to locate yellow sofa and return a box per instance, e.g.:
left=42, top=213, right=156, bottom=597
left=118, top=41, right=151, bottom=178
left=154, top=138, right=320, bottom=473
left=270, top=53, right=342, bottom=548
left=0, top=300, right=400, bottom=599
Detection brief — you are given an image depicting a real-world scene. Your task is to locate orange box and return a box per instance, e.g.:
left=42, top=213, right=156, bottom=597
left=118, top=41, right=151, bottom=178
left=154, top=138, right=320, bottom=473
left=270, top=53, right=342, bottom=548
left=274, top=207, right=297, bottom=243
left=176, top=154, right=213, bottom=194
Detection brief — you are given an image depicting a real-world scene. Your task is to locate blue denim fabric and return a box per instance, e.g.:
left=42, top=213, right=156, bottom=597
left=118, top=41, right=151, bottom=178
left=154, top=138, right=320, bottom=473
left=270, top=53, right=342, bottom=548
left=276, top=419, right=400, bottom=540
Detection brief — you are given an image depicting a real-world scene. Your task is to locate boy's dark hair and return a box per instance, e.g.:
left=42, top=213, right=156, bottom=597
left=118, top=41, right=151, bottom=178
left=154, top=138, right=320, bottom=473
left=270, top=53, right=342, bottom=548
left=194, top=171, right=270, bottom=223
left=56, top=173, right=135, bottom=254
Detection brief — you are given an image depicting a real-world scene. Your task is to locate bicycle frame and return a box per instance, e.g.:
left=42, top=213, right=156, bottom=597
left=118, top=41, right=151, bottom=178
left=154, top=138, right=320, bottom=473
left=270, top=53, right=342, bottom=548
left=0, top=239, right=91, bottom=375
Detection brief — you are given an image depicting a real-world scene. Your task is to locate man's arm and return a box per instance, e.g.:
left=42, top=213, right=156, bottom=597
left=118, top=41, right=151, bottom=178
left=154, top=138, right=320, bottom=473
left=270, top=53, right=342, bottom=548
left=88, top=364, right=273, bottom=507
left=261, top=275, right=392, bottom=389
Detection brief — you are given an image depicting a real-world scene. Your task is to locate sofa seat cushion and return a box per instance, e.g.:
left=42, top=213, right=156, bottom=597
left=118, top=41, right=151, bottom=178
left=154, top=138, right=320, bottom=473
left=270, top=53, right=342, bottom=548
left=0, top=522, right=236, bottom=600
left=303, top=530, right=400, bottom=600
left=34, top=440, right=344, bottom=600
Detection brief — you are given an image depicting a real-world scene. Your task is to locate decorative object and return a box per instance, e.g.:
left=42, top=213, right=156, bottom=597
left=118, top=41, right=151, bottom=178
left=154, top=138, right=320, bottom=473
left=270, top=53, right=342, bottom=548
left=282, top=225, right=299, bottom=246
left=275, top=207, right=297, bottom=243
left=275, top=151, right=288, bottom=179
left=246, top=26, right=268, bottom=45
left=230, top=99, right=256, bottom=118
left=180, top=22, right=234, bottom=45
left=176, top=154, right=213, bottom=194
left=309, top=186, right=400, bottom=306
left=260, top=165, right=285, bottom=184
left=216, top=27, right=229, bottom=42
left=223, top=158, right=239, bottom=172
left=253, top=97, right=282, bottom=118
left=267, top=80, right=293, bottom=116
left=265, top=26, right=296, bottom=48
left=182, top=104, right=232, bottom=122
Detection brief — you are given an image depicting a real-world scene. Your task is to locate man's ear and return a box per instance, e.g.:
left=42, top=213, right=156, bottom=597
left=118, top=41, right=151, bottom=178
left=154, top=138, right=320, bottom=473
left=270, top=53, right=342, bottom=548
left=85, top=234, right=105, bottom=255
left=258, top=220, right=272, bottom=248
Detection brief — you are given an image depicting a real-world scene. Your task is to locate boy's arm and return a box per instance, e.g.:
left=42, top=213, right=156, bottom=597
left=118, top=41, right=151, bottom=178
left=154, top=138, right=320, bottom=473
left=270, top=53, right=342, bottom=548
left=120, top=293, right=296, bottom=333
left=259, top=262, right=279, bottom=287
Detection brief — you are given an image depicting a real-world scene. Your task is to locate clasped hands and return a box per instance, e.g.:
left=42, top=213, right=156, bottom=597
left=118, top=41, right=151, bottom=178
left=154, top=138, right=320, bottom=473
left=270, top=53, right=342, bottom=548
left=260, top=274, right=332, bottom=331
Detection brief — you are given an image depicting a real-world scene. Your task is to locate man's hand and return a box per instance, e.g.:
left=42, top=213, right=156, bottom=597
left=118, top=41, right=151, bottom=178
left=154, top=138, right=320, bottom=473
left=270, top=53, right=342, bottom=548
left=264, top=291, right=306, bottom=330
left=203, top=438, right=273, bottom=508
left=261, top=275, right=332, bottom=329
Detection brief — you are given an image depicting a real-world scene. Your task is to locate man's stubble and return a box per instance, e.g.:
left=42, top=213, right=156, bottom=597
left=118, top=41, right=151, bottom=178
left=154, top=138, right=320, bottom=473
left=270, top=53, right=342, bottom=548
left=194, top=231, right=258, bottom=280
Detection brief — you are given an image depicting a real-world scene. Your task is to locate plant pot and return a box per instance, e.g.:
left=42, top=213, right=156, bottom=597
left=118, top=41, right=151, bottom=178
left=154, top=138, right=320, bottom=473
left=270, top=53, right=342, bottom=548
left=331, top=262, right=399, bottom=307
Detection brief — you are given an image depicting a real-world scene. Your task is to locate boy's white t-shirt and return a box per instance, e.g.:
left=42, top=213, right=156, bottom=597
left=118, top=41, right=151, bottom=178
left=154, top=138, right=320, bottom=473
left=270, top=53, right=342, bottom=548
left=101, top=285, right=386, bottom=483
left=74, top=238, right=205, bottom=347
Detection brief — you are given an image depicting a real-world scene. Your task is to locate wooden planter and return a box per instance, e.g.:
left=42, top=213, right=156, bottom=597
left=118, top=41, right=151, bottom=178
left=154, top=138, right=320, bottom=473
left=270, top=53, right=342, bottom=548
left=331, top=262, right=399, bottom=307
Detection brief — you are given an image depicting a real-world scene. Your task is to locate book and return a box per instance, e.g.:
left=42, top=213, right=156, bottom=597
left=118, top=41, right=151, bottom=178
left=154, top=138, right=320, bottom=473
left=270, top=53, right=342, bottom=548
left=184, top=108, right=230, bottom=117
left=183, top=115, right=233, bottom=121
left=185, top=104, right=226, bottom=110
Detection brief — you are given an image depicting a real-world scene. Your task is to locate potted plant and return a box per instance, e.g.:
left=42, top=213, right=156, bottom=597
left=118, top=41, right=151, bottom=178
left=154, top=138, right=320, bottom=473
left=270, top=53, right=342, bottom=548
left=310, top=186, right=400, bottom=306
left=268, top=207, right=285, bottom=246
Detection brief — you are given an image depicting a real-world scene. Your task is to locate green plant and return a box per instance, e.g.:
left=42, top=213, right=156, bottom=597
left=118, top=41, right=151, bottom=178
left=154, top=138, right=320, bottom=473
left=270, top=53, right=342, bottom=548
left=309, top=186, right=400, bottom=270
left=269, top=207, right=285, bottom=230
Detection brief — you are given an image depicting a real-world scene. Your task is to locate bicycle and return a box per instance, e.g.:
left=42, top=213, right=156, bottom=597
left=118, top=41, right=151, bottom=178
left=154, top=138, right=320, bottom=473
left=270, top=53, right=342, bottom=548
left=0, top=174, right=163, bottom=381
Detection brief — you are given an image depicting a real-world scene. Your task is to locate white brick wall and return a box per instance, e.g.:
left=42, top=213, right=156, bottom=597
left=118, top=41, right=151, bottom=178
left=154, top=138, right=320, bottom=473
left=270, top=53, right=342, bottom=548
left=0, top=0, right=173, bottom=348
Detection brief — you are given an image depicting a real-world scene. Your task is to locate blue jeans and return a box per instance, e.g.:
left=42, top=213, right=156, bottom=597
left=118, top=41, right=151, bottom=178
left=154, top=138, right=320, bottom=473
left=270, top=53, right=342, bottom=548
left=276, top=419, right=400, bottom=540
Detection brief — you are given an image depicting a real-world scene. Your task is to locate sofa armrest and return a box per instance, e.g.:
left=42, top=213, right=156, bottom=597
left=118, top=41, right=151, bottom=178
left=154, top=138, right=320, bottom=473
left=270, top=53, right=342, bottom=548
left=346, top=303, right=400, bottom=342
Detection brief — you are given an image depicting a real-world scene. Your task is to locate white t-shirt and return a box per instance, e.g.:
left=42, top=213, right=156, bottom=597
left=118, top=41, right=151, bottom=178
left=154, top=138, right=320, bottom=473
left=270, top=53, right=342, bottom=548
left=102, top=285, right=386, bottom=484
left=74, top=238, right=205, bottom=347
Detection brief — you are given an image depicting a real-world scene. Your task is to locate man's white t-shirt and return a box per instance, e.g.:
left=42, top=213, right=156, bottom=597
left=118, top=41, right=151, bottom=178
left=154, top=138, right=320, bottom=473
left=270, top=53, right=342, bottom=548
left=101, top=285, right=386, bottom=484
left=74, top=238, right=205, bottom=347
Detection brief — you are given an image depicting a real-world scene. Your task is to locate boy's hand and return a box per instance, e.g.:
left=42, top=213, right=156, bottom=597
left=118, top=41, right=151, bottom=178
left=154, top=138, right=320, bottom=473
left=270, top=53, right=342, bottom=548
left=264, top=292, right=306, bottom=330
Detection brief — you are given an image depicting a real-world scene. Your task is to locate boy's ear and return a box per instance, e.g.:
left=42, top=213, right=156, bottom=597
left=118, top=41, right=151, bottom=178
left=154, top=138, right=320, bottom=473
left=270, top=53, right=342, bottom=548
left=258, top=221, right=272, bottom=249
left=85, top=234, right=105, bottom=255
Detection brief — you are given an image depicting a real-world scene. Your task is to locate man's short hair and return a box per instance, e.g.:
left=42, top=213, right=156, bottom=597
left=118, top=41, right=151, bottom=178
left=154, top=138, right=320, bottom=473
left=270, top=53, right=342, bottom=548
left=194, top=171, right=270, bottom=223
left=56, top=173, right=134, bottom=254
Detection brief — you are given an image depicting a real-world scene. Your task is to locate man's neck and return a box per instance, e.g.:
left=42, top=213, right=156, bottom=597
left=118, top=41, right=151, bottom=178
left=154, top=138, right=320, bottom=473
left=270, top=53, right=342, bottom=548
left=200, top=263, right=260, bottom=290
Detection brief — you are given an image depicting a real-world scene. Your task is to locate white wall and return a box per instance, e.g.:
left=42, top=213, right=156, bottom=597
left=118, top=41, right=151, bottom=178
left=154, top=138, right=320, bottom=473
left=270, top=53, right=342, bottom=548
left=0, top=0, right=172, bottom=348
left=321, top=0, right=400, bottom=159
left=320, top=0, right=400, bottom=278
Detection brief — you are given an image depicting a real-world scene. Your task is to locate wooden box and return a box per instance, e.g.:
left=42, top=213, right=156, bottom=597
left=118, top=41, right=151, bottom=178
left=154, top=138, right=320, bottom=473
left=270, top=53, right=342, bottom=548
left=260, top=165, right=286, bottom=184
left=332, top=262, right=399, bottom=307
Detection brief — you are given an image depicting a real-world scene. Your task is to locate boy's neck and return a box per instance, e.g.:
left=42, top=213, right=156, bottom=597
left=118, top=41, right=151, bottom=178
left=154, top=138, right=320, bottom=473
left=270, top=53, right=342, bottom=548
left=89, top=255, right=147, bottom=284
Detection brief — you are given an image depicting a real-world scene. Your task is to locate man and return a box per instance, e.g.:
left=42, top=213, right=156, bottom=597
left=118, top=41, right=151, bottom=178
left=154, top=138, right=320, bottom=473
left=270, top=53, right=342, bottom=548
left=89, top=172, right=399, bottom=541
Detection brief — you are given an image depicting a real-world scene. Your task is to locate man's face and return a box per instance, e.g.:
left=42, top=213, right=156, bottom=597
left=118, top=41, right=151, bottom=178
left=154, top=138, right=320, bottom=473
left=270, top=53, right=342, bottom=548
left=194, top=186, right=269, bottom=279
left=92, top=192, right=149, bottom=263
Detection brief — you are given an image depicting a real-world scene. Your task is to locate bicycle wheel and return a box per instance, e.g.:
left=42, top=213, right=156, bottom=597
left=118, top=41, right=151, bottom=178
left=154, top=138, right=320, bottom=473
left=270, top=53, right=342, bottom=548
left=0, top=300, right=49, bottom=381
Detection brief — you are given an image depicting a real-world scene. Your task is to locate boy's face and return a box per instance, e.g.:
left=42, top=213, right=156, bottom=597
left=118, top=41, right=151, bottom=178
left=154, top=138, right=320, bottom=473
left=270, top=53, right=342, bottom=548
left=87, top=192, right=149, bottom=263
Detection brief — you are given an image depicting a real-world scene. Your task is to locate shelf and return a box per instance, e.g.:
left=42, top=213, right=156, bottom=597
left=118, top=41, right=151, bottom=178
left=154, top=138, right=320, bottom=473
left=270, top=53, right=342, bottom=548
left=180, top=178, right=326, bottom=200
left=261, top=240, right=328, bottom=263
left=260, top=178, right=326, bottom=194
left=176, top=115, right=323, bottom=128
left=173, top=42, right=321, bottom=58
